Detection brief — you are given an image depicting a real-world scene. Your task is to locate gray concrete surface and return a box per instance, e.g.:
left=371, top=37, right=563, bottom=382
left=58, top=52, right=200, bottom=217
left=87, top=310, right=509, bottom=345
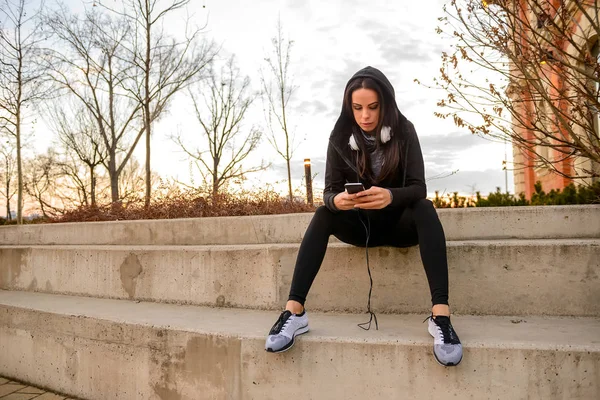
left=1, top=239, right=599, bottom=316
left=0, top=291, right=598, bottom=400
left=1, top=206, right=599, bottom=399
left=1, top=205, right=598, bottom=246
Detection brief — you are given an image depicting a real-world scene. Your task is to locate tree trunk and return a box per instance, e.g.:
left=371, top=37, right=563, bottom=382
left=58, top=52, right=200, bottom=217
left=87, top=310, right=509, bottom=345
left=212, top=179, right=218, bottom=199
left=16, top=110, right=23, bottom=224
left=39, top=196, right=46, bottom=218
left=212, top=158, right=218, bottom=198
left=16, top=45, right=23, bottom=224
left=5, top=158, right=11, bottom=221
left=90, top=166, right=96, bottom=208
left=286, top=158, right=292, bottom=202
left=280, top=74, right=292, bottom=202
left=6, top=181, right=11, bottom=221
left=144, top=0, right=152, bottom=209
left=145, top=110, right=151, bottom=207
left=109, top=153, right=119, bottom=207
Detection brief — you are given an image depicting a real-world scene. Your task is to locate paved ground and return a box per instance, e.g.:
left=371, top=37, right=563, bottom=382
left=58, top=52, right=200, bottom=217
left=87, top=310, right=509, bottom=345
left=0, top=377, right=79, bottom=400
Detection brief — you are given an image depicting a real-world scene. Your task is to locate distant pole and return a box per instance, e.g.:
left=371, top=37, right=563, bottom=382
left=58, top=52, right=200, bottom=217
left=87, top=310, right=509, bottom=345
left=503, top=139, right=508, bottom=193
left=502, top=160, right=508, bottom=192
left=304, top=158, right=313, bottom=206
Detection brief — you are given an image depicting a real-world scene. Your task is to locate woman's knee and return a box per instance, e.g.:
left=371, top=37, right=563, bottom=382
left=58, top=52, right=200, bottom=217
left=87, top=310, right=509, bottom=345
left=314, top=205, right=333, bottom=220
left=411, top=198, right=434, bottom=212
left=308, top=205, right=335, bottom=231
left=410, top=198, right=439, bottom=220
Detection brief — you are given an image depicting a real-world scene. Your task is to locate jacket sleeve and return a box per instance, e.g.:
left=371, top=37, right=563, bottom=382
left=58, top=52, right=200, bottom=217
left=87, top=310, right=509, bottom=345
left=323, top=140, right=346, bottom=213
left=387, top=121, right=427, bottom=208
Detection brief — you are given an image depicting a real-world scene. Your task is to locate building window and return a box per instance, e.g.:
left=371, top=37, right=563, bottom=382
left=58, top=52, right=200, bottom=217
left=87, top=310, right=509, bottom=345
left=535, top=99, right=550, bottom=170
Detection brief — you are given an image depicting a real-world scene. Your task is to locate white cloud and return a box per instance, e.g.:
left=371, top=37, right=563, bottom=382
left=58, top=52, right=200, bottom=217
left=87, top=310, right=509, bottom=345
left=33, top=0, right=512, bottom=196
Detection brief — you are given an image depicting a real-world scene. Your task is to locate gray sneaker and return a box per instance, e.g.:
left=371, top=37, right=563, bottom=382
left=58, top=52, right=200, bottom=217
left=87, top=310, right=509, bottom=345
left=265, top=310, right=309, bottom=353
left=427, top=315, right=463, bottom=366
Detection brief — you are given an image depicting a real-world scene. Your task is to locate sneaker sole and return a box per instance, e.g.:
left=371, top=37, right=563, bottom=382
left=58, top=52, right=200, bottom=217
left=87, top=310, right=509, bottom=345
left=265, top=325, right=309, bottom=353
left=432, top=349, right=462, bottom=367
left=428, top=324, right=462, bottom=367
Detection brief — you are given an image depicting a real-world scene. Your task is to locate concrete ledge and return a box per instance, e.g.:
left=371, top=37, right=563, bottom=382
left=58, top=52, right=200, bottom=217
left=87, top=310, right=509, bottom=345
left=2, top=239, right=599, bottom=316
left=1, top=205, right=598, bottom=246
left=0, top=291, right=598, bottom=400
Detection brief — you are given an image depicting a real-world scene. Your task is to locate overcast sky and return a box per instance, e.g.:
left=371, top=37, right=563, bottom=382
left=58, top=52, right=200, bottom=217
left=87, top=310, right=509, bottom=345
left=32, top=0, right=514, bottom=197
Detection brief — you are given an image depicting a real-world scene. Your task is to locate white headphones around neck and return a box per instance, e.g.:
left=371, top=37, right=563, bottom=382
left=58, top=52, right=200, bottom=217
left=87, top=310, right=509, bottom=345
left=349, top=126, right=392, bottom=150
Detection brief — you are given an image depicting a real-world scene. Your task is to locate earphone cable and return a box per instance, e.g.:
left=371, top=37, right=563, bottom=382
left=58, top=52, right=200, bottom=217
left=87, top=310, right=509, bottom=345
left=357, top=209, right=378, bottom=331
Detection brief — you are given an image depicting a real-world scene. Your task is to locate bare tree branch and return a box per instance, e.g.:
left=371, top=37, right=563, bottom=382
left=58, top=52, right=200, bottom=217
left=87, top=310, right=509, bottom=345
left=44, top=99, right=108, bottom=207
left=96, top=0, right=215, bottom=207
left=427, top=0, right=600, bottom=196
left=0, top=135, right=17, bottom=219
left=44, top=6, right=146, bottom=206
left=0, top=0, right=52, bottom=223
left=176, top=56, right=268, bottom=197
left=260, top=17, right=298, bottom=201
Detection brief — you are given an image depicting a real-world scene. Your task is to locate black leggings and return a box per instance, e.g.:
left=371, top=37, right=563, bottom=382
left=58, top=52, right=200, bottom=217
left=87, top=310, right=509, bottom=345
left=288, top=198, right=449, bottom=307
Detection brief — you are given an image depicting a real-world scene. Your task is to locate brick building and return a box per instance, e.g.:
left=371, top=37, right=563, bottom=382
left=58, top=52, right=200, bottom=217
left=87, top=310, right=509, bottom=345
left=502, top=0, right=600, bottom=198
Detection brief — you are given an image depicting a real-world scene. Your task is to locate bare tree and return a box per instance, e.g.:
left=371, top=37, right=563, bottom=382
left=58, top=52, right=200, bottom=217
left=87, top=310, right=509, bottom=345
left=23, top=149, right=61, bottom=218
left=0, top=136, right=17, bottom=219
left=261, top=18, right=299, bottom=201
left=176, top=57, right=267, bottom=197
left=98, top=0, right=215, bottom=207
left=0, top=0, right=51, bottom=223
left=118, top=156, right=157, bottom=202
left=54, top=153, right=93, bottom=209
left=428, top=0, right=600, bottom=184
left=45, top=7, right=145, bottom=206
left=46, top=101, right=107, bottom=207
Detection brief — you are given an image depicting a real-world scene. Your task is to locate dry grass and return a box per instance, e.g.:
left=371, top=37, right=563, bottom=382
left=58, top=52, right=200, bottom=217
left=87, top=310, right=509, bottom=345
left=4, top=181, right=597, bottom=225
left=51, top=186, right=319, bottom=223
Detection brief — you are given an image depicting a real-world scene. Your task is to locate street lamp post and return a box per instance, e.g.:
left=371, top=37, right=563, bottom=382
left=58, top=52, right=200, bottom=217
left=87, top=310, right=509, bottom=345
left=304, top=158, right=313, bottom=206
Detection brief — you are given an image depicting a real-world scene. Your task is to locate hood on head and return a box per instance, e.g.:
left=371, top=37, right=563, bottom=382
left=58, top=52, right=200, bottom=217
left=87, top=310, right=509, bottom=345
left=330, top=66, right=404, bottom=141
left=345, top=66, right=396, bottom=100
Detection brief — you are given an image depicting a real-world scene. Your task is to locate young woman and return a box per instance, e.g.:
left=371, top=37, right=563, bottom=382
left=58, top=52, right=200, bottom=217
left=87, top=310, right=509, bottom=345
left=265, top=66, right=462, bottom=367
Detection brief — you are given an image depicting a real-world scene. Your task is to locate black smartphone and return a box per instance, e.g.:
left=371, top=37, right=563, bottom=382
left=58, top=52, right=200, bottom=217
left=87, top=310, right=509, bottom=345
left=345, top=182, right=365, bottom=194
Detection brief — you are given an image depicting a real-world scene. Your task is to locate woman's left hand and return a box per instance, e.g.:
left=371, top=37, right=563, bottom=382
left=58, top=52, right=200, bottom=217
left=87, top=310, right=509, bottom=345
left=353, top=186, right=392, bottom=209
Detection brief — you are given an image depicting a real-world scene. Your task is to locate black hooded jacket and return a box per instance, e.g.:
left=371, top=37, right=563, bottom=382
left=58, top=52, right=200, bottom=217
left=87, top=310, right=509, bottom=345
left=323, top=66, right=427, bottom=212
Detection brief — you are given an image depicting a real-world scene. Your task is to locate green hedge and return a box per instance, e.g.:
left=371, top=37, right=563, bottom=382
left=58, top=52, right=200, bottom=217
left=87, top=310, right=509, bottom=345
left=433, top=181, right=600, bottom=208
left=528, top=181, right=600, bottom=205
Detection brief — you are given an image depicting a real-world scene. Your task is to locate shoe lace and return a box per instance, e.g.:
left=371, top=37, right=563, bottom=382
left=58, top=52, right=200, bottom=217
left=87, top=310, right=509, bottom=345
left=270, top=311, right=292, bottom=335
left=424, top=315, right=459, bottom=344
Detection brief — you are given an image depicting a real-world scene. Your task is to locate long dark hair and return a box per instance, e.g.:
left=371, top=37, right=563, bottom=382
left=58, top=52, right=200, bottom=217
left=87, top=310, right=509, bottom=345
left=343, top=77, right=401, bottom=183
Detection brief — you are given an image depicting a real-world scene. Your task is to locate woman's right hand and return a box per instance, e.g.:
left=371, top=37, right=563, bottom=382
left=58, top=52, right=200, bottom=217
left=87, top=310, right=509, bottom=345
left=333, top=191, right=360, bottom=210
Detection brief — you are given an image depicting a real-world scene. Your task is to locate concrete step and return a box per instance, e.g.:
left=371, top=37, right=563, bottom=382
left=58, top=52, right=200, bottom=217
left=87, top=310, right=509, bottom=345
left=0, top=291, right=598, bottom=400
left=1, top=239, right=598, bottom=317
left=1, top=205, right=598, bottom=246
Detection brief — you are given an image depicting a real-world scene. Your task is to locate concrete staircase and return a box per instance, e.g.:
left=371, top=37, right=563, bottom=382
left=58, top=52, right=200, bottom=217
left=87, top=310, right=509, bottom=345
left=0, top=205, right=599, bottom=399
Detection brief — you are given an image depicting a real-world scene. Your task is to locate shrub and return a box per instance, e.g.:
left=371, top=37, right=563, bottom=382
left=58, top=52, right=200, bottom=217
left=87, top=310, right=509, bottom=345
left=474, top=188, right=528, bottom=207
left=52, top=185, right=318, bottom=223
left=474, top=182, right=599, bottom=207
left=530, top=182, right=600, bottom=205
left=7, top=180, right=599, bottom=224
